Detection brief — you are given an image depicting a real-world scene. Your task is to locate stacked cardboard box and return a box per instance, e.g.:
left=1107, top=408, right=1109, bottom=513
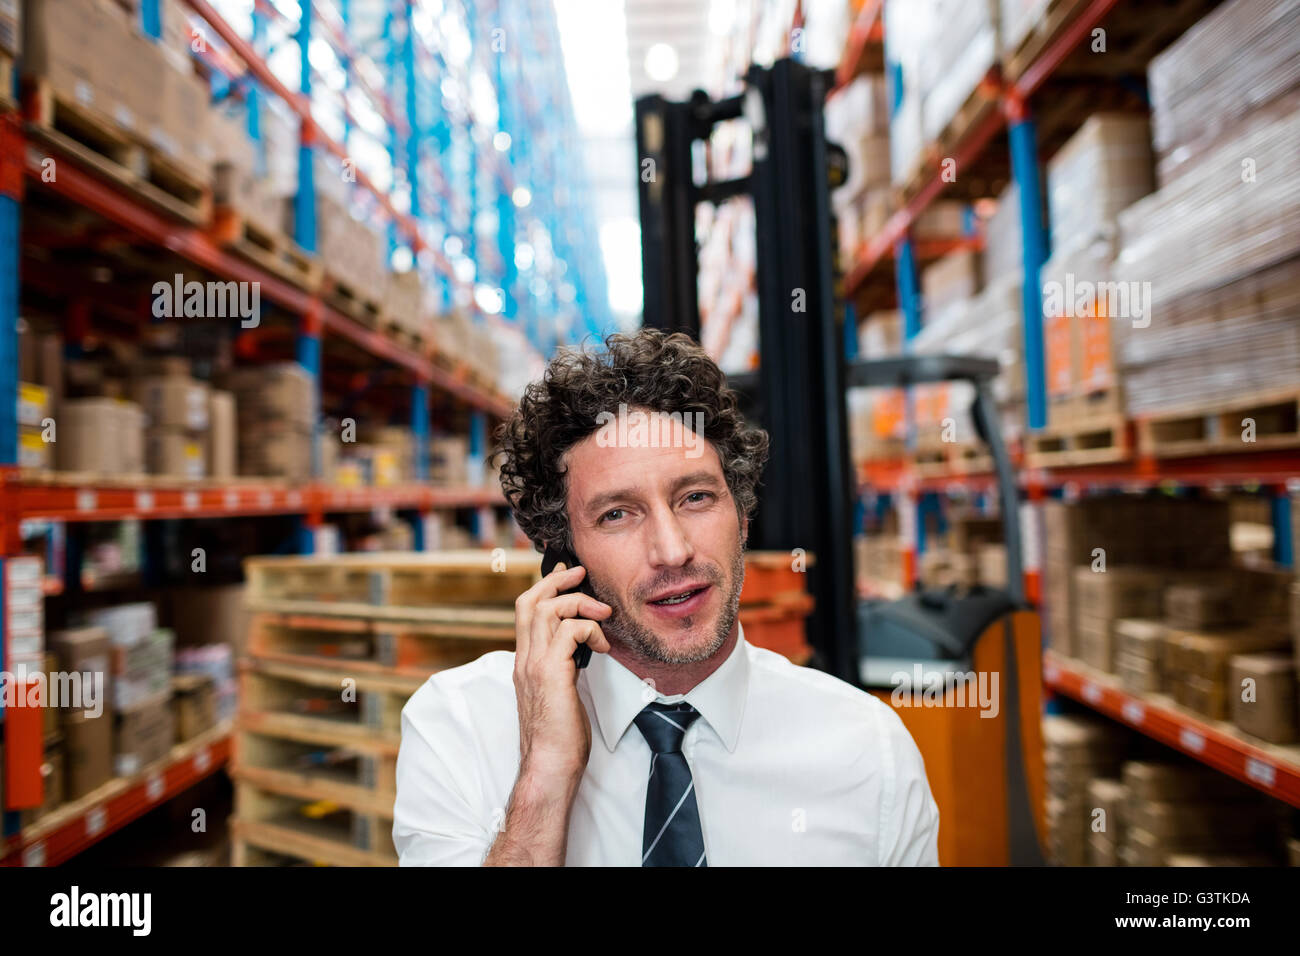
left=133, top=373, right=209, bottom=479
left=1229, top=653, right=1297, bottom=744
left=172, top=673, right=217, bottom=743
left=1113, top=618, right=1167, bottom=694
left=1073, top=567, right=1165, bottom=673
left=430, top=435, right=470, bottom=487
left=56, top=398, right=146, bottom=475
left=1043, top=714, right=1127, bottom=866
left=1043, top=497, right=1231, bottom=659
left=22, top=0, right=212, bottom=182
left=17, top=381, right=52, bottom=470
left=1164, top=627, right=1291, bottom=720
left=1086, top=778, right=1127, bottom=867
left=1119, top=761, right=1278, bottom=865
left=1147, top=0, right=1300, bottom=187
left=317, top=193, right=388, bottom=304
left=220, top=364, right=314, bottom=479
left=47, top=626, right=114, bottom=801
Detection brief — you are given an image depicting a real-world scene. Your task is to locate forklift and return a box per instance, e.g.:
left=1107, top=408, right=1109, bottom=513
left=635, top=60, right=1046, bottom=866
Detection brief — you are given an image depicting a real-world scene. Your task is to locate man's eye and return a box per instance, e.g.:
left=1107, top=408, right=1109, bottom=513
left=686, top=492, right=712, bottom=504
left=601, top=509, right=625, bottom=523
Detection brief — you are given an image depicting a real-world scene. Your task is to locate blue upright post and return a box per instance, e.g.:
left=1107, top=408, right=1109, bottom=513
left=294, top=0, right=317, bottom=254
left=894, top=235, right=924, bottom=554
left=248, top=8, right=266, bottom=176
left=140, top=0, right=162, bottom=39
left=1008, top=107, right=1049, bottom=431
left=403, top=2, right=420, bottom=224
left=1272, top=489, right=1293, bottom=568
left=1, top=141, right=21, bottom=834
left=411, top=384, right=430, bottom=482
left=469, top=410, right=486, bottom=539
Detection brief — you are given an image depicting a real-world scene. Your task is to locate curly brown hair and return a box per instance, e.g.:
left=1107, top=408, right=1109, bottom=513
left=492, top=329, right=770, bottom=553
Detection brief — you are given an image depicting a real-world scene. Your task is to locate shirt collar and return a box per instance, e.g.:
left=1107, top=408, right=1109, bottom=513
left=583, top=621, right=751, bottom=754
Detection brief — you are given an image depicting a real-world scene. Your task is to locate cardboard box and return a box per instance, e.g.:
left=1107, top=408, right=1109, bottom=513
left=1229, top=653, right=1297, bottom=744
left=133, top=376, right=209, bottom=431
left=18, top=382, right=50, bottom=428
left=1074, top=566, right=1165, bottom=620
left=221, top=363, right=313, bottom=429
left=430, top=436, right=469, bottom=486
left=114, top=697, right=175, bottom=777
left=207, top=390, right=236, bottom=478
left=146, top=428, right=205, bottom=479
left=62, top=709, right=114, bottom=799
left=56, top=398, right=145, bottom=474
left=110, top=628, right=174, bottom=712
left=47, top=626, right=112, bottom=714
left=237, top=424, right=312, bottom=479
left=1165, top=582, right=1237, bottom=628
left=0, top=0, right=19, bottom=58
left=171, top=674, right=216, bottom=742
left=19, top=426, right=52, bottom=470
left=165, top=584, right=248, bottom=654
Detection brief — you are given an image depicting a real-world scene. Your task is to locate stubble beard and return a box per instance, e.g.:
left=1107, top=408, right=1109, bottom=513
left=589, top=543, right=746, bottom=666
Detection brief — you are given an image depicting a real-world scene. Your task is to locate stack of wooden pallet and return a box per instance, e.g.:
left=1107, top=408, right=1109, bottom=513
left=230, top=548, right=816, bottom=865
left=231, top=551, right=534, bottom=866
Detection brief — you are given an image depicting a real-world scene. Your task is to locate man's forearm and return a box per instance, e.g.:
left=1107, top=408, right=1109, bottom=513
left=482, top=766, right=581, bottom=866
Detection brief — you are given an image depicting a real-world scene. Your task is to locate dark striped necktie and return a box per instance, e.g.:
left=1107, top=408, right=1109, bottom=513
left=633, top=701, right=707, bottom=867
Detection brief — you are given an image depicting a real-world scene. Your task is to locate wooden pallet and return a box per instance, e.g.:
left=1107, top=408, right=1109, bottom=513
left=231, top=658, right=415, bottom=867
left=24, top=80, right=211, bottom=225
left=210, top=206, right=322, bottom=293
left=323, top=275, right=383, bottom=326
left=1136, top=391, right=1300, bottom=459
left=246, top=611, right=514, bottom=678
left=244, top=549, right=542, bottom=608
left=910, top=442, right=991, bottom=478
left=1026, top=414, right=1129, bottom=468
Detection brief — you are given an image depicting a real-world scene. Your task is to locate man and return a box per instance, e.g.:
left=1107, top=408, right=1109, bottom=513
left=393, top=329, right=939, bottom=865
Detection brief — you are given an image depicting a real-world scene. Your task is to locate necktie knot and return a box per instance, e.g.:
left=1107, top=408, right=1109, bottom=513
left=633, top=701, right=700, bottom=754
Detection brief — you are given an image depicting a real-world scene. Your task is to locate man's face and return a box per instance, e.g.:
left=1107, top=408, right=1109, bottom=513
left=563, top=408, right=746, bottom=665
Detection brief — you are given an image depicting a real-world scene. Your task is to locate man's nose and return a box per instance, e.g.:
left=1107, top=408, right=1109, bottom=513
left=646, top=506, right=693, bottom=568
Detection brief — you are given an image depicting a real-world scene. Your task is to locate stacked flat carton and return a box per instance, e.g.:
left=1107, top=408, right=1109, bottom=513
left=1040, top=115, right=1153, bottom=426
left=1116, top=0, right=1300, bottom=419
left=219, top=363, right=314, bottom=480
left=47, top=627, right=114, bottom=800
left=133, top=370, right=209, bottom=479
left=23, top=0, right=212, bottom=182
left=1043, top=497, right=1231, bottom=659
left=56, top=398, right=146, bottom=475
left=1119, top=761, right=1280, bottom=865
left=1113, top=618, right=1167, bottom=694
left=85, top=603, right=175, bottom=777
left=1043, top=714, right=1127, bottom=866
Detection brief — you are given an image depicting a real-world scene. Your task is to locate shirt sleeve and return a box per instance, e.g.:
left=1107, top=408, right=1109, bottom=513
left=393, top=679, right=495, bottom=866
left=874, top=702, right=941, bottom=866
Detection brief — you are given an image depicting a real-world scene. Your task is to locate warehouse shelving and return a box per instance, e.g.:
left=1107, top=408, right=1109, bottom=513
left=839, top=0, right=1296, bottom=580
left=1045, top=653, right=1300, bottom=809
left=835, top=0, right=1299, bottom=849
left=0, top=721, right=233, bottom=867
left=0, top=0, right=607, bottom=854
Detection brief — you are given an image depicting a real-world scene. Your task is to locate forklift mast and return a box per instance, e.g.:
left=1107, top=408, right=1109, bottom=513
left=635, top=60, right=858, bottom=684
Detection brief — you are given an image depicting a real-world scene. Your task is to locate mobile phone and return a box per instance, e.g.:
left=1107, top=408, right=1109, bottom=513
left=541, top=545, right=597, bottom=669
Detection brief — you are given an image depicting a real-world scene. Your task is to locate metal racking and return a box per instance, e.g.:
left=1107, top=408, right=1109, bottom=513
left=830, top=0, right=1298, bottom=805
left=0, top=0, right=604, bottom=853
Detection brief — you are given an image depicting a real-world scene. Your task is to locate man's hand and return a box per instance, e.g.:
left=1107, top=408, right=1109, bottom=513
left=483, top=563, right=612, bottom=866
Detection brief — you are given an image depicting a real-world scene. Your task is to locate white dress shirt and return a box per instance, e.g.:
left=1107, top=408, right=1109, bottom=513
left=393, top=622, right=940, bottom=866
